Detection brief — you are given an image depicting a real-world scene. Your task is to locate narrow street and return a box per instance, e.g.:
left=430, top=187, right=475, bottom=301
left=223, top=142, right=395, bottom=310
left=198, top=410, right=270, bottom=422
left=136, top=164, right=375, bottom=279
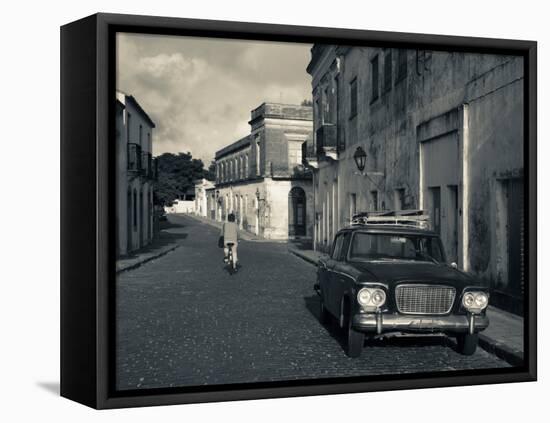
left=116, top=214, right=510, bottom=390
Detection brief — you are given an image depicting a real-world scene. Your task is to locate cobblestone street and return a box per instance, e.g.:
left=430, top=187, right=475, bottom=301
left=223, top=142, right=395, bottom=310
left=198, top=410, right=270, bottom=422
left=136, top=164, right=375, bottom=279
left=116, top=215, right=510, bottom=390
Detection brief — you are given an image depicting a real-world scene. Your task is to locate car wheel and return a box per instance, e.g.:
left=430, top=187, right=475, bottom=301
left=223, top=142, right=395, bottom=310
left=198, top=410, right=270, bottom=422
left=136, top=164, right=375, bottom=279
left=456, top=333, right=478, bottom=356
left=319, top=299, right=330, bottom=325
left=345, top=312, right=364, bottom=358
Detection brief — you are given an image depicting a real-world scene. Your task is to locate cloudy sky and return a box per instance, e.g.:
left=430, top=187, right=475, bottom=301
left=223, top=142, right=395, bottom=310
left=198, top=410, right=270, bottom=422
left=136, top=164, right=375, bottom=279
left=117, top=33, right=313, bottom=164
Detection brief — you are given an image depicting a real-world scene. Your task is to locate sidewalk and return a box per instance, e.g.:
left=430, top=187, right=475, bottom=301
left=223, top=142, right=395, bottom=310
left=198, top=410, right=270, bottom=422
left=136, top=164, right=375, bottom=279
left=116, top=224, right=184, bottom=273
left=289, top=247, right=524, bottom=365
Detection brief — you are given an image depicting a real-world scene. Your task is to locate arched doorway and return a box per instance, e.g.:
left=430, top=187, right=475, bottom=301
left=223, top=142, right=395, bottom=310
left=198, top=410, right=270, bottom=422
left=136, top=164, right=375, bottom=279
left=289, top=187, right=306, bottom=237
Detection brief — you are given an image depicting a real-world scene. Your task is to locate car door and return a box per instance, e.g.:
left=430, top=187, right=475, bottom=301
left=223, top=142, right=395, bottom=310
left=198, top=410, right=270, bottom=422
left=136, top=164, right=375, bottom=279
left=325, top=233, right=346, bottom=316
left=321, top=233, right=344, bottom=316
left=331, top=232, right=353, bottom=316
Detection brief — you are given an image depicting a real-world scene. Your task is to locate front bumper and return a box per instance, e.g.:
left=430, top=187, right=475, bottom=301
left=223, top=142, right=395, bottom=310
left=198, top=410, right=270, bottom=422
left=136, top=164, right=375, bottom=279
left=353, top=312, right=489, bottom=335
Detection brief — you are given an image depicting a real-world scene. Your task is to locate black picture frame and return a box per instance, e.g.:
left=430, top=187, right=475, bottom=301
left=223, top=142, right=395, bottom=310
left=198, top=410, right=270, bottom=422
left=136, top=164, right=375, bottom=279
left=60, top=12, right=537, bottom=409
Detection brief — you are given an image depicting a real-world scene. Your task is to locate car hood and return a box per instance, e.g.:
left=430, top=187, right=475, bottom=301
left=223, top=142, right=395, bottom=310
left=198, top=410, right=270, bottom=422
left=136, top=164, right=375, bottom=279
left=351, top=261, right=476, bottom=288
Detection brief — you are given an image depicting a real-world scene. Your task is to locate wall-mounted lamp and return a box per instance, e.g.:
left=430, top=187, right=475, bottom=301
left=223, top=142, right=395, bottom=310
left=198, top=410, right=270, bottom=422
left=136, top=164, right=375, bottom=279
left=353, top=146, right=367, bottom=173
left=353, top=145, right=384, bottom=181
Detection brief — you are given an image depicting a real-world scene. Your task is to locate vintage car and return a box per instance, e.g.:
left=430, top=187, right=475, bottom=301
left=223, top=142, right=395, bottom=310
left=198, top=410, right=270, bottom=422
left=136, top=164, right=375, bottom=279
left=314, top=210, right=489, bottom=358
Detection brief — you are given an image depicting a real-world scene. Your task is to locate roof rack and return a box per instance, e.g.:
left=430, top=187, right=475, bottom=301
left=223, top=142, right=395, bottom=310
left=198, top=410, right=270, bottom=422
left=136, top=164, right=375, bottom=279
left=351, top=210, right=430, bottom=229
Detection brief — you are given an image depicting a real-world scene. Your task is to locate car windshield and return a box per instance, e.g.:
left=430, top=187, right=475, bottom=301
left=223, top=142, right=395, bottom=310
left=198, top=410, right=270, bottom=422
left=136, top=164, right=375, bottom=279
left=349, top=232, right=444, bottom=263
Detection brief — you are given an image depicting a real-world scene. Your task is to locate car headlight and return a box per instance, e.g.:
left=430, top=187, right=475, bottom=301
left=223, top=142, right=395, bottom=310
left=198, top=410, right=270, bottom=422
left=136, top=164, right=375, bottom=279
left=357, top=288, right=386, bottom=309
left=462, top=291, right=489, bottom=312
left=372, top=290, right=386, bottom=307
left=357, top=289, right=371, bottom=306
left=474, top=292, right=489, bottom=308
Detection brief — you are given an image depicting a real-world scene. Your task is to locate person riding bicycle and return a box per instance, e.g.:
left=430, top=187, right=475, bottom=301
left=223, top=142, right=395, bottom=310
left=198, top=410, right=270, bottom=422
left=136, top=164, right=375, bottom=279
left=221, top=213, right=238, bottom=269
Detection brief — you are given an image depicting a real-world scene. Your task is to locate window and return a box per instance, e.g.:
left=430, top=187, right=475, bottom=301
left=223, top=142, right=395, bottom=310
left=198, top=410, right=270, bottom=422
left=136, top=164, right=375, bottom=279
left=349, top=77, right=357, bottom=119
left=331, top=234, right=345, bottom=260
left=334, top=75, right=343, bottom=150
left=244, top=154, right=249, bottom=178
left=323, top=86, right=330, bottom=123
left=349, top=193, right=357, bottom=223
left=394, top=188, right=406, bottom=210
left=349, top=233, right=444, bottom=263
left=288, top=141, right=302, bottom=167
left=126, top=113, right=131, bottom=142
left=240, top=156, right=244, bottom=179
left=371, top=55, right=379, bottom=102
left=396, top=49, right=407, bottom=83
left=384, top=49, right=392, bottom=92
left=133, top=189, right=137, bottom=229
left=139, top=124, right=143, bottom=146
left=370, top=190, right=379, bottom=211
left=314, top=97, right=321, bottom=125
left=238, top=157, right=242, bottom=179
left=340, top=232, right=352, bottom=261
left=256, top=136, right=261, bottom=176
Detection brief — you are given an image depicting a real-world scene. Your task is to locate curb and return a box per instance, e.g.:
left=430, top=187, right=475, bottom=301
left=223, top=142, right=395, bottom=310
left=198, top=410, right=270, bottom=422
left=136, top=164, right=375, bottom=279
left=289, top=248, right=319, bottom=265
left=478, top=334, right=524, bottom=366
left=289, top=249, right=524, bottom=367
left=116, top=244, right=180, bottom=274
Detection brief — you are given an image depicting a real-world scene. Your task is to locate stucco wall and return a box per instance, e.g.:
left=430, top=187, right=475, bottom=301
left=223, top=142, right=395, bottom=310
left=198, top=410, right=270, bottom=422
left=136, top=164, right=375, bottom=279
left=215, top=178, right=313, bottom=240
left=464, top=64, right=524, bottom=285
left=116, top=93, right=155, bottom=256
left=308, top=46, right=524, bottom=299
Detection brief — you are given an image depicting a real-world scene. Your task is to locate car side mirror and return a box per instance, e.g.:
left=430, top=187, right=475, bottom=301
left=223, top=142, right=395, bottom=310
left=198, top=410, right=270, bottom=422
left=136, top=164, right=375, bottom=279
left=450, top=262, right=458, bottom=269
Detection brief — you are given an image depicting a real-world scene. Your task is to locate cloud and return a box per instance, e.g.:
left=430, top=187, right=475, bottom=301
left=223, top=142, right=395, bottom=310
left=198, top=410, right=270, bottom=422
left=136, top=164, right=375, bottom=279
left=116, top=33, right=313, bottom=164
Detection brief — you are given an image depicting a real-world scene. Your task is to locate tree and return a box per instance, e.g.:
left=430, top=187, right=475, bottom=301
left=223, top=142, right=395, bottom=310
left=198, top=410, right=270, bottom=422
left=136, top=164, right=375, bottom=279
left=207, top=160, right=216, bottom=180
left=154, top=152, right=212, bottom=206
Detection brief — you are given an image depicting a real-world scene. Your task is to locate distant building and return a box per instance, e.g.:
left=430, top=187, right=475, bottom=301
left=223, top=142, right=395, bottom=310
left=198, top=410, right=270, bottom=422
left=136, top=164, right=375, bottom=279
left=305, top=45, right=524, bottom=313
left=194, top=178, right=215, bottom=218
left=115, top=91, right=157, bottom=256
left=165, top=199, right=195, bottom=214
left=214, top=103, right=313, bottom=240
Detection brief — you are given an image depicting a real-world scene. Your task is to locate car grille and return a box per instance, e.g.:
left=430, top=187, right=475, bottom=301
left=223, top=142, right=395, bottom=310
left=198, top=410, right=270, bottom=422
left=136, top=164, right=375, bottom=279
left=395, top=285, right=456, bottom=315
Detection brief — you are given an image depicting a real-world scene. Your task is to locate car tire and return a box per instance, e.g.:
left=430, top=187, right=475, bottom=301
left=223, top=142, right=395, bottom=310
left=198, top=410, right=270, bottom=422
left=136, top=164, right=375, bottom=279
left=345, top=313, right=364, bottom=358
left=456, top=333, right=478, bottom=356
left=319, top=299, right=330, bottom=325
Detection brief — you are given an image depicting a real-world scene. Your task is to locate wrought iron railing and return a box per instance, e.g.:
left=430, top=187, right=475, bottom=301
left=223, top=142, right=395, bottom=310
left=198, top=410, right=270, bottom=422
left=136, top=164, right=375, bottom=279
left=316, top=124, right=337, bottom=156
left=127, top=143, right=142, bottom=172
left=302, top=140, right=316, bottom=166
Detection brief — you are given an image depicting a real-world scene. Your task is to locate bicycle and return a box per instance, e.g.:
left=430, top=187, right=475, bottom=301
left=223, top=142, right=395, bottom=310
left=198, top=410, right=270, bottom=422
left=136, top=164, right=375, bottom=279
left=226, top=242, right=237, bottom=274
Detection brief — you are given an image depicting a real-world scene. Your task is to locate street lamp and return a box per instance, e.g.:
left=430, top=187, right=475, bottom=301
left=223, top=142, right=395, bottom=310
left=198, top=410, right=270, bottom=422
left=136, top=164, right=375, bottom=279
left=353, top=146, right=367, bottom=173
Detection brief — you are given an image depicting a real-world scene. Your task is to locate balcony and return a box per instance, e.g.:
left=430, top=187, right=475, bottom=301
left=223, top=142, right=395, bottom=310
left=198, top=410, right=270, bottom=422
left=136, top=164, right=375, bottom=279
left=301, top=140, right=318, bottom=169
left=316, top=123, right=338, bottom=160
left=141, top=151, right=154, bottom=179
left=127, top=143, right=142, bottom=173
left=291, top=164, right=312, bottom=179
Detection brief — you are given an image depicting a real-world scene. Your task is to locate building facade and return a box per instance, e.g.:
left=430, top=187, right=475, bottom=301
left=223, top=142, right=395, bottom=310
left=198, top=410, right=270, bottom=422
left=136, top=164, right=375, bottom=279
left=116, top=91, right=157, bottom=257
left=194, top=178, right=215, bottom=218
left=304, top=46, right=524, bottom=313
left=214, top=103, right=314, bottom=240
